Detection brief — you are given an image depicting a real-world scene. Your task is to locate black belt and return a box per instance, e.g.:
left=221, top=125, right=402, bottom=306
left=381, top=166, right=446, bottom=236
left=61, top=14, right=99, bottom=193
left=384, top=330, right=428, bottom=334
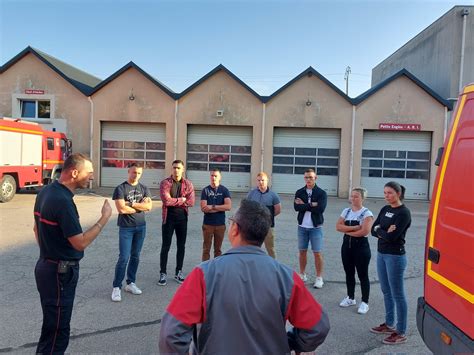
left=44, top=258, right=79, bottom=266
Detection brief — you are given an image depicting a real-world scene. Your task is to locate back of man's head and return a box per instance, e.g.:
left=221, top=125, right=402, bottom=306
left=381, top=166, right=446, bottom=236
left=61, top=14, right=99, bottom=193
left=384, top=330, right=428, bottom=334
left=234, top=199, right=271, bottom=246
left=62, top=153, right=91, bottom=172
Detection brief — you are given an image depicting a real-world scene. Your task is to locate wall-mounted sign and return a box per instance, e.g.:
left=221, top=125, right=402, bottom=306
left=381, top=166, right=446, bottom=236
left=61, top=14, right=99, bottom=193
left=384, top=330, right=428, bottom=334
left=379, top=123, right=421, bottom=131
left=25, top=89, right=45, bottom=95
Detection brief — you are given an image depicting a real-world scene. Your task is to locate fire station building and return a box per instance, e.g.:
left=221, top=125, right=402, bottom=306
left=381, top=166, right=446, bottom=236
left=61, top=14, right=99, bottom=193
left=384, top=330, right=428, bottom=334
left=0, top=47, right=450, bottom=200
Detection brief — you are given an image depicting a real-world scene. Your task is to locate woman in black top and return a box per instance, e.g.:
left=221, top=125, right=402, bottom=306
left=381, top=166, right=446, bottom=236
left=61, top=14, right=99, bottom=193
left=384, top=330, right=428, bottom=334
left=369, top=181, right=411, bottom=345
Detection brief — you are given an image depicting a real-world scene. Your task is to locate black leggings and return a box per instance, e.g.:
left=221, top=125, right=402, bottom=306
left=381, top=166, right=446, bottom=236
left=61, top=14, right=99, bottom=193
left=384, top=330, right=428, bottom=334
left=341, top=236, right=371, bottom=303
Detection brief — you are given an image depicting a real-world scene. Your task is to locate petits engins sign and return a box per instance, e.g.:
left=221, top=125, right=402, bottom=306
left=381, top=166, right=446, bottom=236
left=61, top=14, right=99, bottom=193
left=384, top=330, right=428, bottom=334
left=379, top=123, right=421, bottom=131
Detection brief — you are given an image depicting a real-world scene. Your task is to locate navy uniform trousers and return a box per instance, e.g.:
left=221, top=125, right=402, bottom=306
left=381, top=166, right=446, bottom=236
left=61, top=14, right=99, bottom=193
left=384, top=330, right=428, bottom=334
left=35, top=258, right=79, bottom=355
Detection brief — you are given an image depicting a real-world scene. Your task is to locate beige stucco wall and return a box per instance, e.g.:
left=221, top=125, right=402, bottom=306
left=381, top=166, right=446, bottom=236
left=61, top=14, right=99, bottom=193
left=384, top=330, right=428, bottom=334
left=177, top=70, right=263, bottom=185
left=91, top=67, right=176, bottom=184
left=264, top=75, right=353, bottom=197
left=0, top=53, right=91, bottom=154
left=353, top=76, right=446, bottom=197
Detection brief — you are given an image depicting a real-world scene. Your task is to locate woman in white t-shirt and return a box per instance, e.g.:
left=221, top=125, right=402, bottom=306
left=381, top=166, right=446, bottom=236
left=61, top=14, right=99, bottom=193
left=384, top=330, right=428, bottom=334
left=336, top=187, right=374, bottom=314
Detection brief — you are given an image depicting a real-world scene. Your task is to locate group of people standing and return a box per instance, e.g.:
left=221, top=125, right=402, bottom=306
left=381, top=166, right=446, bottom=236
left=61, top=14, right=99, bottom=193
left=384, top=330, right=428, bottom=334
left=33, top=153, right=412, bottom=354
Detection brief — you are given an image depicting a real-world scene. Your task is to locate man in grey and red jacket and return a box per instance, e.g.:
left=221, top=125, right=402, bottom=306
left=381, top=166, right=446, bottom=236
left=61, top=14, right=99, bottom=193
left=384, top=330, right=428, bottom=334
left=159, top=199, right=330, bottom=354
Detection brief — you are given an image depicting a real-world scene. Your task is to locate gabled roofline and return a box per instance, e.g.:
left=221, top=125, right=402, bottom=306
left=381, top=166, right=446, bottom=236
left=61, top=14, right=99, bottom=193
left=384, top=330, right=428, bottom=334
left=90, top=62, right=177, bottom=99
left=178, top=64, right=262, bottom=101
left=263, top=66, right=352, bottom=104
left=0, top=46, right=99, bottom=96
left=353, top=68, right=452, bottom=110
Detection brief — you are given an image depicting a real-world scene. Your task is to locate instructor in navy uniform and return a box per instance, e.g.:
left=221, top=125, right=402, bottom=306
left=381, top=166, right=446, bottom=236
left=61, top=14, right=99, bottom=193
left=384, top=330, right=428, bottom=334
left=33, top=153, right=112, bottom=354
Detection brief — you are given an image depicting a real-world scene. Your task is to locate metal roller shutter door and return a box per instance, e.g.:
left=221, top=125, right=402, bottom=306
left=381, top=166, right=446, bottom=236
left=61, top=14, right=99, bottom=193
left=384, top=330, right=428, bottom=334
left=186, top=125, right=252, bottom=192
left=101, top=122, right=166, bottom=188
left=272, top=128, right=340, bottom=195
left=361, top=131, right=432, bottom=200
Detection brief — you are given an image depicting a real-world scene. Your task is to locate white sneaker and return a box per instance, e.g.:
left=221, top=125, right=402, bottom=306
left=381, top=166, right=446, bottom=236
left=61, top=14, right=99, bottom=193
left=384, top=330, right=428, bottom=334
left=111, top=287, right=121, bottom=302
left=299, top=273, right=308, bottom=283
left=313, top=276, right=324, bottom=289
left=339, top=296, right=356, bottom=307
left=124, top=282, right=142, bottom=295
left=358, top=302, right=369, bottom=314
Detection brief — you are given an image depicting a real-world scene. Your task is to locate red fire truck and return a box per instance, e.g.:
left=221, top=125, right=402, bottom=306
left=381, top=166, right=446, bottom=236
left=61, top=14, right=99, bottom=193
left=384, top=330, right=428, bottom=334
left=0, top=117, right=72, bottom=202
left=416, top=84, right=474, bottom=353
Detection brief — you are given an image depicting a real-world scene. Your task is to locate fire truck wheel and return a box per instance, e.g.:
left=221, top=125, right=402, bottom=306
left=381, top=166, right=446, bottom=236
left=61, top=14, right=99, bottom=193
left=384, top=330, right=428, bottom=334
left=0, top=175, right=16, bottom=203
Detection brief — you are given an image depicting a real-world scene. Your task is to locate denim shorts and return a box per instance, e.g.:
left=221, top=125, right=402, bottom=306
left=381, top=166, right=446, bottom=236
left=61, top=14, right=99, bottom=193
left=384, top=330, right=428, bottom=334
left=298, top=226, right=323, bottom=252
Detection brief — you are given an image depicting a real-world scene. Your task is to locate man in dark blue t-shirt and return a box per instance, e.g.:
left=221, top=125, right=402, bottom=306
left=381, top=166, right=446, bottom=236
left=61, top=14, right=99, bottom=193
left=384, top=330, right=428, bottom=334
left=34, top=153, right=112, bottom=354
left=111, top=163, right=152, bottom=302
left=200, top=169, right=231, bottom=261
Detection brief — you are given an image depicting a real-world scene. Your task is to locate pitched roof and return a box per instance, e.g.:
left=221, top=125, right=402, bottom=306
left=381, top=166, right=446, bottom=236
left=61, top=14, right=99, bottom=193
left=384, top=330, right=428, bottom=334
left=178, top=64, right=262, bottom=101
left=264, top=66, right=352, bottom=104
left=90, top=61, right=176, bottom=99
left=0, top=46, right=101, bottom=95
left=353, top=68, right=452, bottom=109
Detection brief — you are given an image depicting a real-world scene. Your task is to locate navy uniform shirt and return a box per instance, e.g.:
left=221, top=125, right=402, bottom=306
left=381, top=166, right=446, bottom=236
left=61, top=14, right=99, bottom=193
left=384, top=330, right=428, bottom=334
left=113, top=181, right=151, bottom=227
left=201, top=185, right=231, bottom=226
left=34, top=181, right=83, bottom=261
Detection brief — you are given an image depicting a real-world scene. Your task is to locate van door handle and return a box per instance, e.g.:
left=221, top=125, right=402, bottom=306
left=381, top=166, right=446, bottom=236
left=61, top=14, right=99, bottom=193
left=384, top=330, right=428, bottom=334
left=428, top=247, right=440, bottom=264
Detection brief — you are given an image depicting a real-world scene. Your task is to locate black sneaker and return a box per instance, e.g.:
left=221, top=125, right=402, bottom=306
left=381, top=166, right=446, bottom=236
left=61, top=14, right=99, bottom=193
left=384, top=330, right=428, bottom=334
left=158, top=273, right=167, bottom=286
left=174, top=270, right=185, bottom=284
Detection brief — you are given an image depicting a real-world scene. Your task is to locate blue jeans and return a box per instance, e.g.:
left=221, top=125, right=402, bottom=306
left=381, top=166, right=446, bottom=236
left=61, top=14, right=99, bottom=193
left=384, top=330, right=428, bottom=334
left=297, top=226, right=323, bottom=252
left=113, top=225, right=147, bottom=288
left=377, top=252, right=407, bottom=334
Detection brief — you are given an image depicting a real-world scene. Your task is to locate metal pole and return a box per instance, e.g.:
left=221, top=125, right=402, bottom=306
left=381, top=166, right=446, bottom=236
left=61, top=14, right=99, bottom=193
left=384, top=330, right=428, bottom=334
left=344, top=66, right=351, bottom=95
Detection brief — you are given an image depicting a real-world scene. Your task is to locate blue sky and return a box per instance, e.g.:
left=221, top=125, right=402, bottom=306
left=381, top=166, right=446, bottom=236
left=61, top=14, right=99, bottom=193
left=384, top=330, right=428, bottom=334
left=1, top=0, right=472, bottom=97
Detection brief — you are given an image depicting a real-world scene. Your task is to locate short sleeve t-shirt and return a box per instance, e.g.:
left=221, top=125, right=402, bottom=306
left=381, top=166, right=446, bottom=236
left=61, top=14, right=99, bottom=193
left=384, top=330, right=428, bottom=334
left=113, top=181, right=151, bottom=227
left=201, top=185, right=231, bottom=225
left=246, top=188, right=281, bottom=227
left=34, top=181, right=84, bottom=260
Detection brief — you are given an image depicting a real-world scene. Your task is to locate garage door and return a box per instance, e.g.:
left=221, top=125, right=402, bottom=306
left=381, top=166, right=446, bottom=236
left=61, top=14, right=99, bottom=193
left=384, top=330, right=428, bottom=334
left=186, top=125, right=252, bottom=192
left=272, top=128, right=340, bottom=195
left=101, top=122, right=166, bottom=188
left=361, top=131, right=431, bottom=200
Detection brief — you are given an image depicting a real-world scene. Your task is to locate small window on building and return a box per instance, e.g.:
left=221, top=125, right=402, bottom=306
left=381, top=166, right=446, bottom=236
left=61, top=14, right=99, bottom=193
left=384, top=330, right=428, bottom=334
left=20, top=100, right=51, bottom=119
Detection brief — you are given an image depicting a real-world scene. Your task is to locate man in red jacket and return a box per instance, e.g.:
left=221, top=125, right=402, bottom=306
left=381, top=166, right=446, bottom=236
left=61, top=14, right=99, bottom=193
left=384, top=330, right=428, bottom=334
left=159, top=199, right=330, bottom=354
left=158, top=160, right=195, bottom=286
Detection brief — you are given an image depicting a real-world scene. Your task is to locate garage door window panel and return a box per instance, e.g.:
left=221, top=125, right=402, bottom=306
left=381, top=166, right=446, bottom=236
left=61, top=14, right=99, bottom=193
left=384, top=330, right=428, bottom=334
left=362, top=150, right=383, bottom=158
left=273, top=166, right=293, bottom=174
left=408, top=151, right=430, bottom=160
left=361, top=169, right=382, bottom=177
left=361, top=159, right=383, bottom=168
left=230, top=165, right=251, bottom=173
left=317, top=167, right=338, bottom=176
left=384, top=151, right=407, bottom=159
left=210, top=145, right=230, bottom=153
left=231, top=155, right=251, bottom=163
left=318, top=148, right=339, bottom=157
left=124, top=151, right=144, bottom=159
left=146, top=161, right=165, bottom=169
left=103, top=140, right=123, bottom=149
left=146, top=152, right=165, bottom=160
left=384, top=160, right=406, bottom=169
left=188, top=144, right=208, bottom=152
left=383, top=170, right=405, bottom=178
left=188, top=162, right=207, bottom=171
left=146, top=142, right=165, bottom=150
left=295, top=157, right=316, bottom=165
left=295, top=148, right=316, bottom=156
left=232, top=146, right=251, bottom=154
left=210, top=164, right=230, bottom=172
left=273, top=147, right=294, bottom=155
left=209, top=154, right=229, bottom=162
left=407, top=161, right=429, bottom=170
left=273, top=156, right=294, bottom=164
left=406, top=171, right=429, bottom=179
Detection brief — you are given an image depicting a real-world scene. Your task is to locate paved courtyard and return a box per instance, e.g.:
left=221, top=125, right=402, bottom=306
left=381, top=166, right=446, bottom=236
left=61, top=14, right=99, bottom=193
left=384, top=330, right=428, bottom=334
left=0, top=188, right=431, bottom=354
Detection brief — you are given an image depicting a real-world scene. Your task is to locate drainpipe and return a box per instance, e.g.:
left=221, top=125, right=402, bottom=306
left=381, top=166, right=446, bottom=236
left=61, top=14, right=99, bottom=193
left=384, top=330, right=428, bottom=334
left=459, top=9, right=469, bottom=92
left=174, top=99, right=178, bottom=160
left=88, top=96, right=94, bottom=189
left=348, top=105, right=356, bottom=195
left=260, top=103, right=266, bottom=172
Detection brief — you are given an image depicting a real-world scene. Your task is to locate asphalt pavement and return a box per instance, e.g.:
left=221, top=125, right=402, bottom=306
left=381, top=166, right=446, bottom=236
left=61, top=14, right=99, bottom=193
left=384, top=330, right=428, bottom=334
left=0, top=188, right=431, bottom=354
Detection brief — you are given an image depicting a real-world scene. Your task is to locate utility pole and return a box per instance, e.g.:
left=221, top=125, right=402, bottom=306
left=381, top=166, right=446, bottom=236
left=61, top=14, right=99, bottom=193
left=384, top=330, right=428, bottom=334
left=344, top=66, right=351, bottom=95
